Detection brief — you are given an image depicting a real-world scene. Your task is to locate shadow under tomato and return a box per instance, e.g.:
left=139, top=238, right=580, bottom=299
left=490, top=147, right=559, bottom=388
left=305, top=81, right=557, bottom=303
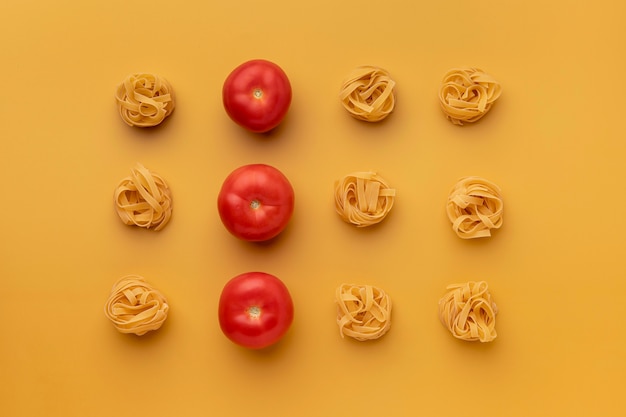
left=237, top=111, right=292, bottom=142
left=225, top=218, right=295, bottom=254
left=226, top=325, right=296, bottom=361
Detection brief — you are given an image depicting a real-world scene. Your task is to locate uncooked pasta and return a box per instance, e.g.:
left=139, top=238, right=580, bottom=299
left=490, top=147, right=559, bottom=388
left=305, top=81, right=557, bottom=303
left=438, top=281, right=498, bottom=342
left=334, top=171, right=395, bottom=227
left=438, top=67, right=501, bottom=125
left=447, top=176, right=503, bottom=239
left=104, top=275, right=169, bottom=336
left=339, top=66, right=396, bottom=122
left=115, top=73, right=175, bottom=127
left=336, top=284, right=392, bottom=341
left=114, top=163, right=172, bottom=231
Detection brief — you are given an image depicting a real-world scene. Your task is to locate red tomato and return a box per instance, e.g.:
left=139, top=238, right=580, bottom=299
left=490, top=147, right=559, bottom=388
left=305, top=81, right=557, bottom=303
left=222, top=59, right=292, bottom=133
left=217, top=164, right=295, bottom=242
left=218, top=272, right=294, bottom=349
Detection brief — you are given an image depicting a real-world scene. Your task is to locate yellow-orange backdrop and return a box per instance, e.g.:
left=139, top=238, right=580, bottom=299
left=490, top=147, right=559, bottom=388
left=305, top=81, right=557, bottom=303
left=1, top=1, right=625, bottom=416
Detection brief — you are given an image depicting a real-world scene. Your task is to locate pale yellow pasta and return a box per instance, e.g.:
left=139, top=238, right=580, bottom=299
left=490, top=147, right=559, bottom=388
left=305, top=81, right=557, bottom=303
left=447, top=176, right=503, bottom=239
left=115, top=73, right=175, bottom=127
left=336, top=284, right=392, bottom=341
left=438, top=67, right=501, bottom=125
left=438, top=281, right=498, bottom=342
left=339, top=66, right=396, bottom=122
left=104, top=275, right=169, bottom=336
left=114, top=163, right=172, bottom=231
left=334, top=171, right=395, bottom=227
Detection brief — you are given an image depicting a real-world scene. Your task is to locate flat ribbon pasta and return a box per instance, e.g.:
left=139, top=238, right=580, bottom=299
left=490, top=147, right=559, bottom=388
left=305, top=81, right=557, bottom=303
left=339, top=66, right=396, bottom=122
left=115, top=73, right=175, bottom=127
left=335, top=171, right=396, bottom=227
left=336, top=284, right=392, bottom=341
left=114, top=163, right=172, bottom=231
left=438, top=67, right=501, bottom=125
left=104, top=275, right=169, bottom=336
left=447, top=176, right=503, bottom=239
left=438, top=281, right=498, bottom=342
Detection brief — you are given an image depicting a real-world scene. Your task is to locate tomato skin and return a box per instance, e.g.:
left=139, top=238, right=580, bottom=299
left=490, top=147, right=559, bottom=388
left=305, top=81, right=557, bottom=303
left=222, top=59, right=292, bottom=133
left=217, top=164, right=295, bottom=242
left=218, top=272, right=294, bottom=349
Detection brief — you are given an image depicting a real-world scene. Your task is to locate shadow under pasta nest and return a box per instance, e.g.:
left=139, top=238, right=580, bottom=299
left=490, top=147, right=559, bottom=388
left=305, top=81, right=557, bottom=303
left=340, top=332, right=393, bottom=347
left=343, top=111, right=398, bottom=139
left=450, top=232, right=503, bottom=249
left=108, top=319, right=172, bottom=347
left=449, top=334, right=500, bottom=354
left=441, top=102, right=504, bottom=130
left=335, top=211, right=398, bottom=238
left=123, top=111, right=177, bottom=142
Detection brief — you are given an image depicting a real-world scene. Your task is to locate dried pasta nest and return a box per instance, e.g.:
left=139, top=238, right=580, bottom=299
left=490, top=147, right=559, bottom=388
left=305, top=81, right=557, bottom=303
left=339, top=66, right=396, bottom=122
left=438, top=281, right=498, bottom=342
left=114, top=163, right=173, bottom=231
left=104, top=275, right=169, bottom=336
left=115, top=73, right=176, bottom=127
left=334, top=171, right=396, bottom=227
left=446, top=176, right=503, bottom=239
left=438, top=67, right=501, bottom=125
left=336, top=284, right=392, bottom=341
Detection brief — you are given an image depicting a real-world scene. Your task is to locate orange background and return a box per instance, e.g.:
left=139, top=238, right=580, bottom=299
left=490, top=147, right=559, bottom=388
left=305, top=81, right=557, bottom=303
left=1, top=0, right=625, bottom=416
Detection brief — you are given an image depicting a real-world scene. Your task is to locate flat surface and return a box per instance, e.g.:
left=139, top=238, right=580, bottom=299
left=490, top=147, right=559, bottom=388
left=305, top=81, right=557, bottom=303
left=1, top=1, right=625, bottom=416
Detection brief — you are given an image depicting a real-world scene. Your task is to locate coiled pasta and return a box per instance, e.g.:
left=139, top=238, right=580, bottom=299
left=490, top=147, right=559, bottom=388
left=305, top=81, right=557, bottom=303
left=115, top=73, right=175, bottom=127
left=104, top=275, right=169, bottom=336
left=447, top=176, right=503, bottom=239
left=334, top=171, right=395, bottom=227
left=336, top=284, right=392, bottom=341
left=438, top=281, right=498, bottom=342
left=339, top=66, right=396, bottom=122
left=114, top=163, right=172, bottom=231
left=438, top=67, right=501, bottom=125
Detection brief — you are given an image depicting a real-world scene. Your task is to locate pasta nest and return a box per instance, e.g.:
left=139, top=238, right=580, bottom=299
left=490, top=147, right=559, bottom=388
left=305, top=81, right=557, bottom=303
left=339, top=66, right=396, bottom=122
left=104, top=275, right=169, bottom=336
left=446, top=176, right=503, bottom=239
left=438, top=281, right=498, bottom=342
left=115, top=73, right=175, bottom=127
left=438, top=67, right=501, bottom=125
left=336, top=284, right=392, bottom=341
left=114, top=163, right=173, bottom=231
left=334, top=171, right=396, bottom=227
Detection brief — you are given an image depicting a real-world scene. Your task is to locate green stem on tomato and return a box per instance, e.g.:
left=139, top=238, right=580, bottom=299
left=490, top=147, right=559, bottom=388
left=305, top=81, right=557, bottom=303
left=247, top=306, right=261, bottom=319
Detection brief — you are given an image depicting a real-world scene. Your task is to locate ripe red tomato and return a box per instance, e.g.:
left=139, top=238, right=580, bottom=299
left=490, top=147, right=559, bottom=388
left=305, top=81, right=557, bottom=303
left=217, top=164, right=295, bottom=242
left=222, top=59, right=292, bottom=133
left=218, top=272, right=294, bottom=349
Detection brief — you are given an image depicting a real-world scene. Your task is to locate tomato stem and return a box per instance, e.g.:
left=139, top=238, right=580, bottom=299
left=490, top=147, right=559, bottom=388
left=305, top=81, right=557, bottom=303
left=253, top=88, right=263, bottom=99
left=247, top=306, right=261, bottom=319
left=250, top=199, right=260, bottom=209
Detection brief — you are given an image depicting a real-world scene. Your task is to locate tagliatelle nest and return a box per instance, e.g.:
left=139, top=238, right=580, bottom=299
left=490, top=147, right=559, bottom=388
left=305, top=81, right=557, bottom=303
left=446, top=176, right=503, bottom=239
left=334, top=171, right=396, bottom=227
left=438, top=67, right=501, bottom=125
left=339, top=66, right=396, bottom=122
left=438, top=281, right=498, bottom=342
left=104, top=275, right=169, bottom=336
left=114, top=163, right=173, bottom=231
left=115, top=73, right=175, bottom=127
left=336, top=284, right=392, bottom=341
